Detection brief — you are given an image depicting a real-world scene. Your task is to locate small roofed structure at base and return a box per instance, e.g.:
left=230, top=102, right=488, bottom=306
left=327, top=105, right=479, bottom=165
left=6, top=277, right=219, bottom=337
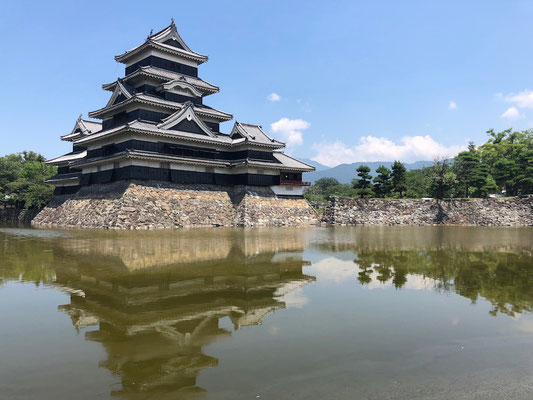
left=46, top=20, right=314, bottom=198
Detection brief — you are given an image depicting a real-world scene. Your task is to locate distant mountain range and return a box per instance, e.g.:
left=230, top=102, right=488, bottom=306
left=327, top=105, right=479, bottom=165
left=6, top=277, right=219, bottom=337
left=300, top=159, right=434, bottom=184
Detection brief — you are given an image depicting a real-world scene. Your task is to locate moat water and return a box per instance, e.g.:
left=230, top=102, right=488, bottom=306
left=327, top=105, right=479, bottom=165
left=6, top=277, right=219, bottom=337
left=0, top=226, right=532, bottom=399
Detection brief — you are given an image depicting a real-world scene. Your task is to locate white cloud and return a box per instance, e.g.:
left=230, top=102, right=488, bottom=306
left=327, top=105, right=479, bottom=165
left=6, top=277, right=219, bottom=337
left=267, top=92, right=281, bottom=102
left=364, top=272, right=438, bottom=291
left=308, top=257, right=356, bottom=283
left=449, top=101, right=457, bottom=110
left=500, top=106, right=523, bottom=120
left=504, top=90, right=533, bottom=109
left=270, top=118, right=310, bottom=148
left=311, top=135, right=466, bottom=167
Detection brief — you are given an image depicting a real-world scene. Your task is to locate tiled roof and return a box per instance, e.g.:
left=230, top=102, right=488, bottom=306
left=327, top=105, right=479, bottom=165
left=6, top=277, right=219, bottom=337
left=46, top=151, right=88, bottom=165
left=272, top=153, right=315, bottom=171
left=81, top=120, right=102, bottom=133
left=229, top=155, right=314, bottom=172
left=88, top=93, right=232, bottom=121
left=61, top=118, right=102, bottom=141
left=74, top=120, right=234, bottom=146
left=115, top=37, right=207, bottom=64
left=149, top=20, right=192, bottom=52
left=71, top=149, right=313, bottom=172
left=231, top=122, right=284, bottom=148
left=73, top=120, right=291, bottom=152
left=72, top=150, right=229, bottom=168
left=102, top=67, right=219, bottom=94
left=45, top=172, right=81, bottom=183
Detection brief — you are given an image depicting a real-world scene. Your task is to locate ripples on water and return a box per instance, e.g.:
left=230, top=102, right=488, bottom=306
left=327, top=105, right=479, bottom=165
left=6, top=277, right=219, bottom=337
left=0, top=226, right=532, bottom=399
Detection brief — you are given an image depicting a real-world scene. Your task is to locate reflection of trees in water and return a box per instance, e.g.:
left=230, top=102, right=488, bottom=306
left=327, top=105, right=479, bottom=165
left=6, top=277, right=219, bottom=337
left=0, top=234, right=56, bottom=286
left=355, top=250, right=533, bottom=316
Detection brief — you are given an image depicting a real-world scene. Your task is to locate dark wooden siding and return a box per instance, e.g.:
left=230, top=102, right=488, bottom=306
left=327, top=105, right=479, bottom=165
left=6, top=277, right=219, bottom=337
left=53, top=186, right=80, bottom=195
left=204, top=121, right=219, bottom=132
left=125, top=55, right=198, bottom=77
left=102, top=109, right=171, bottom=130
left=80, top=166, right=281, bottom=187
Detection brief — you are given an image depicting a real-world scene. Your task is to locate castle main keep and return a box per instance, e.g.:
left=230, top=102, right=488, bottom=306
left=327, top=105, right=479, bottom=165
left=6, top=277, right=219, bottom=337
left=33, top=21, right=318, bottom=229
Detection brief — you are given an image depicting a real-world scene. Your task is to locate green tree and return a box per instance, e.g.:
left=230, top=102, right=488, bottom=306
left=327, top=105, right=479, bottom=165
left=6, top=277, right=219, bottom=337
left=405, top=168, right=431, bottom=198
left=514, top=146, right=533, bottom=195
left=373, top=165, right=392, bottom=198
left=428, top=158, right=457, bottom=199
left=391, top=160, right=407, bottom=198
left=0, top=152, right=56, bottom=208
left=304, top=178, right=358, bottom=202
left=479, top=129, right=533, bottom=195
left=314, top=177, right=341, bottom=192
left=352, top=165, right=374, bottom=198
left=454, top=144, right=481, bottom=197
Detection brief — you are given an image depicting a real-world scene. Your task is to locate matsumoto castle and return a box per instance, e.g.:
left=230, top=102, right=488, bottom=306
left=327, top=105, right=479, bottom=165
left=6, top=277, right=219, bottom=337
left=46, top=20, right=314, bottom=198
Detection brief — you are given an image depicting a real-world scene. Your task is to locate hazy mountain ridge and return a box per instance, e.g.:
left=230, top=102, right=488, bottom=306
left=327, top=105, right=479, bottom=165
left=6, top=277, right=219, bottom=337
left=300, top=158, right=330, bottom=172
left=305, top=160, right=434, bottom=184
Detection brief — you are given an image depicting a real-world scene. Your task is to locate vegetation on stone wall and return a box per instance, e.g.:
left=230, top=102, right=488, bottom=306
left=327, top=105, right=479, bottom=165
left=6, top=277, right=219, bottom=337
left=0, top=152, right=57, bottom=209
left=305, top=129, right=533, bottom=201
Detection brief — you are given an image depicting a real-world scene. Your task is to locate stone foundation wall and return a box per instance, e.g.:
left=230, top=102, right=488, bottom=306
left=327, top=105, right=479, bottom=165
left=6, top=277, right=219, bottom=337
left=32, top=181, right=319, bottom=229
left=323, top=197, right=533, bottom=226
left=234, top=187, right=320, bottom=227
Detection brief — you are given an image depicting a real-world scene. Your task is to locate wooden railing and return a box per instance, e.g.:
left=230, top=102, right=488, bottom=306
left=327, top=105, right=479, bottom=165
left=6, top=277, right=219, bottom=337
left=280, top=180, right=311, bottom=186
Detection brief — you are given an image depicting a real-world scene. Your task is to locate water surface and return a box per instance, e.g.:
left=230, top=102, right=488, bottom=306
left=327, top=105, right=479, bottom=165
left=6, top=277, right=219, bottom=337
left=1, top=226, right=532, bottom=399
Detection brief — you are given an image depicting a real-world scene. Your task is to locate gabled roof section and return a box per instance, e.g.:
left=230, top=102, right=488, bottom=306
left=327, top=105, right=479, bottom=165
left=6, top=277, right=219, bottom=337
left=73, top=120, right=235, bottom=147
left=230, top=122, right=285, bottom=148
left=105, top=79, right=133, bottom=107
left=149, top=19, right=192, bottom=52
left=115, top=20, right=208, bottom=65
left=157, top=102, right=216, bottom=137
left=102, top=67, right=219, bottom=95
left=61, top=116, right=102, bottom=142
left=159, top=78, right=203, bottom=97
left=89, top=93, right=233, bottom=121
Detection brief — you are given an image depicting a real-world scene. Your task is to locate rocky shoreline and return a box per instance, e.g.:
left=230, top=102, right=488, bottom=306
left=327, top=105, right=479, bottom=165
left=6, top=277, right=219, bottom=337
left=322, top=196, right=533, bottom=226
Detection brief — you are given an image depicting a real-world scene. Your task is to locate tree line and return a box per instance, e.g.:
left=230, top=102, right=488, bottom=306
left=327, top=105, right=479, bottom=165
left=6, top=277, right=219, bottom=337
left=305, top=128, right=533, bottom=201
left=0, top=152, right=57, bottom=209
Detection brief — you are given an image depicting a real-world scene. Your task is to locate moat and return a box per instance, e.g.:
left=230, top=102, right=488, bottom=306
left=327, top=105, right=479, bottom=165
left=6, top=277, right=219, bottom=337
left=1, top=226, right=533, bottom=399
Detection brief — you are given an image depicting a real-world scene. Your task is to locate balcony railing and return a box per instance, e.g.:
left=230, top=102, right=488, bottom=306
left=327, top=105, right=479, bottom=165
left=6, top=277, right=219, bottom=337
left=280, top=180, right=311, bottom=186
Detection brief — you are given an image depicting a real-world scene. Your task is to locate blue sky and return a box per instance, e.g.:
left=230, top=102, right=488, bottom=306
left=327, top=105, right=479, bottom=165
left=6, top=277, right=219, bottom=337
left=2, top=0, right=533, bottom=166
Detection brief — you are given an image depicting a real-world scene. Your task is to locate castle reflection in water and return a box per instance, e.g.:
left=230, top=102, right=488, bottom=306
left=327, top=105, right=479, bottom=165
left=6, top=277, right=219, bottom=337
left=2, top=226, right=532, bottom=398
left=48, top=228, right=315, bottom=398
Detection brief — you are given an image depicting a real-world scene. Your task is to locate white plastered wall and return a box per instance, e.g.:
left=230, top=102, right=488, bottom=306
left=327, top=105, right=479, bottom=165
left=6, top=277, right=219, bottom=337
left=270, top=185, right=304, bottom=196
